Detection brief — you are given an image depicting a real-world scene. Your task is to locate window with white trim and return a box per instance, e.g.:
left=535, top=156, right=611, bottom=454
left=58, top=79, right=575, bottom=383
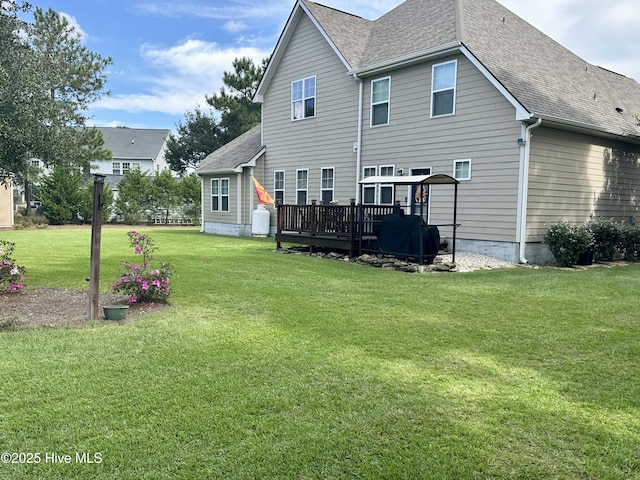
left=362, top=166, right=377, bottom=204
left=112, top=162, right=121, bottom=175
left=274, top=170, right=285, bottom=204
left=371, top=77, right=390, bottom=126
left=292, top=76, right=316, bottom=120
left=30, top=160, right=41, bottom=168
left=379, top=165, right=395, bottom=205
left=296, top=169, right=308, bottom=205
left=321, top=167, right=334, bottom=204
left=431, top=60, right=457, bottom=117
left=454, top=159, right=471, bottom=181
left=211, top=178, right=230, bottom=212
left=122, top=162, right=141, bottom=174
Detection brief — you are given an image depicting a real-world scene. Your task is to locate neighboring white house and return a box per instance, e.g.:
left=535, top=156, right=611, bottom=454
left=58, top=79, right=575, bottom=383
left=91, top=127, right=172, bottom=194
left=91, top=127, right=171, bottom=177
left=198, top=0, right=640, bottom=263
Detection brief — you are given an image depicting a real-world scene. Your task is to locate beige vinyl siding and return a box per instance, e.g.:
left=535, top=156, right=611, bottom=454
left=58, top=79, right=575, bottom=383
left=527, top=128, right=640, bottom=240
left=360, top=54, right=523, bottom=242
left=201, top=174, right=237, bottom=225
left=262, top=13, right=360, bottom=212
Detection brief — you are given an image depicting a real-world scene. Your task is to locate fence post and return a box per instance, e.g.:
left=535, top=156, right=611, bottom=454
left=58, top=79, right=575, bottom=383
left=276, top=201, right=283, bottom=249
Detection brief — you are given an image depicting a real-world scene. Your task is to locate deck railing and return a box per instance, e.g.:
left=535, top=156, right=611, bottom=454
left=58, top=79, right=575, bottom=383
left=276, top=200, right=400, bottom=238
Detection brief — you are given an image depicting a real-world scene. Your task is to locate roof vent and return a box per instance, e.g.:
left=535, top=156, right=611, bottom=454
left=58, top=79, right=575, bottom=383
left=616, top=107, right=624, bottom=113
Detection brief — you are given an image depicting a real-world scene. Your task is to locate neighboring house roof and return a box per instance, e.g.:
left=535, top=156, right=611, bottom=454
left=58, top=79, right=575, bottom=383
left=258, top=0, right=640, bottom=141
left=103, top=174, right=122, bottom=191
left=197, top=126, right=265, bottom=175
left=97, top=127, right=170, bottom=160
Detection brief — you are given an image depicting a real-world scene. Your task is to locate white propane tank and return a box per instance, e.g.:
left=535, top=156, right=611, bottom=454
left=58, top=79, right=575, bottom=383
left=251, top=204, right=271, bottom=237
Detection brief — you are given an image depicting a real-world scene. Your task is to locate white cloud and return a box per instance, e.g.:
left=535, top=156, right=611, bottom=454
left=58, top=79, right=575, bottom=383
left=224, top=20, right=247, bottom=33
left=93, top=38, right=271, bottom=116
left=58, top=12, right=87, bottom=40
left=497, top=0, right=640, bottom=81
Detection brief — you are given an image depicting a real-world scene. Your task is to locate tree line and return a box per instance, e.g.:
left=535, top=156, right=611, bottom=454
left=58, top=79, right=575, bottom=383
left=33, top=167, right=200, bottom=225
left=2, top=1, right=268, bottom=225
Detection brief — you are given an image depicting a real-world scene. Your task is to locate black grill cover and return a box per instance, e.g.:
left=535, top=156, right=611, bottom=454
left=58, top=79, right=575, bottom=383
left=377, top=213, right=440, bottom=262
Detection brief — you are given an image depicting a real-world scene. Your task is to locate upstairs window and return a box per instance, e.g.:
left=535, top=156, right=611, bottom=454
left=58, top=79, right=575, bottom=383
left=274, top=170, right=285, bottom=204
left=292, top=76, right=316, bottom=120
left=431, top=60, right=457, bottom=117
left=371, top=77, right=390, bottom=126
left=112, top=162, right=121, bottom=175
left=121, top=162, right=141, bottom=174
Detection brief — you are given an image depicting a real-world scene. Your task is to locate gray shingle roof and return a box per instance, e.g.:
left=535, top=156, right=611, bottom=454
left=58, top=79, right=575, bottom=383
left=300, top=0, right=640, bottom=139
left=197, top=125, right=264, bottom=174
left=97, top=127, right=170, bottom=160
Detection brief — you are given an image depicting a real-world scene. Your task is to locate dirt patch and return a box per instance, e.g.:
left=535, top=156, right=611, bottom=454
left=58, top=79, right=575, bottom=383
left=0, top=288, right=169, bottom=330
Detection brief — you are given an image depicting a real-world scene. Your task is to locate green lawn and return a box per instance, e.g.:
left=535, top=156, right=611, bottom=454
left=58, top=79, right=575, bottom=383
left=1, top=226, right=639, bottom=479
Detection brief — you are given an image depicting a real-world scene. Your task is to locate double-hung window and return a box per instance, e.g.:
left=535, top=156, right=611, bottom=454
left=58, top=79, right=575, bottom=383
left=431, top=60, right=457, bottom=117
left=211, top=178, right=229, bottom=212
left=362, top=166, right=377, bottom=204
left=321, top=167, right=334, bottom=204
left=112, top=162, right=121, bottom=175
left=379, top=165, right=395, bottom=205
left=274, top=171, right=285, bottom=204
left=296, top=169, right=308, bottom=205
left=292, top=76, right=316, bottom=120
left=371, top=77, right=390, bottom=126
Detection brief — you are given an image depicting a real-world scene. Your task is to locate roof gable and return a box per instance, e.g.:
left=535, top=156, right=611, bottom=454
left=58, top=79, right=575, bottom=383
left=197, top=125, right=264, bottom=174
left=360, top=0, right=458, bottom=68
left=259, top=0, right=640, bottom=140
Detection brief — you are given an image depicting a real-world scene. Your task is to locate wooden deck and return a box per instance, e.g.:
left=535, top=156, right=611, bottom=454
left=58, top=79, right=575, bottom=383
left=275, top=201, right=399, bottom=258
left=275, top=201, right=452, bottom=263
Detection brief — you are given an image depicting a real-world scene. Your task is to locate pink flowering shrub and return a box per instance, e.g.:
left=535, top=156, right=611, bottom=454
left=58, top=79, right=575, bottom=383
left=0, top=240, right=26, bottom=293
left=111, top=231, right=173, bottom=303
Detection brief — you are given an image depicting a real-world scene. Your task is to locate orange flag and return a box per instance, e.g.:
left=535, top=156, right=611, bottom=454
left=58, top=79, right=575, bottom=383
left=251, top=176, right=275, bottom=205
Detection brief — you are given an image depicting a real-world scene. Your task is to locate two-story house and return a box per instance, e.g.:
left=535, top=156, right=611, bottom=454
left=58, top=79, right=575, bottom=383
left=91, top=127, right=172, bottom=194
left=197, top=0, right=640, bottom=263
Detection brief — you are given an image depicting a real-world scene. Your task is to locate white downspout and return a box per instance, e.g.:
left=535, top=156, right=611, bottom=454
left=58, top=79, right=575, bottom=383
left=236, top=173, right=242, bottom=229
left=518, top=118, right=542, bottom=264
left=199, top=174, right=204, bottom=233
left=353, top=74, right=364, bottom=204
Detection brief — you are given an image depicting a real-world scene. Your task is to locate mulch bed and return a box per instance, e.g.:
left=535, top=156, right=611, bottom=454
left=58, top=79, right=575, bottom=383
left=0, top=287, right=168, bottom=329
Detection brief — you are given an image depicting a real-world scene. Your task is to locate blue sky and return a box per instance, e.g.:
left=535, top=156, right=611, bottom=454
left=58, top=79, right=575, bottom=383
left=19, top=0, right=640, bottom=132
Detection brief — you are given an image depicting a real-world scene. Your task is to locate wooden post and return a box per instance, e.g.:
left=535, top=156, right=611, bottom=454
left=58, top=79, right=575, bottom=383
left=88, top=174, right=106, bottom=320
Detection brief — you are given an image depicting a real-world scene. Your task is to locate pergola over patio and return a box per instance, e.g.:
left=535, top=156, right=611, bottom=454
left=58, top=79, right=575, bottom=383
left=358, top=174, right=460, bottom=263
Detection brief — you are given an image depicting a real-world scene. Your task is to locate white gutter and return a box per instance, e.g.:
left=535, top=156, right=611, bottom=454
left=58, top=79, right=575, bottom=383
left=353, top=74, right=364, bottom=204
left=517, top=118, right=542, bottom=264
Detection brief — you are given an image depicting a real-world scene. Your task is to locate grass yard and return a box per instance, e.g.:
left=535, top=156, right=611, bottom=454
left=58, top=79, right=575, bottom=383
left=1, top=226, right=639, bottom=479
